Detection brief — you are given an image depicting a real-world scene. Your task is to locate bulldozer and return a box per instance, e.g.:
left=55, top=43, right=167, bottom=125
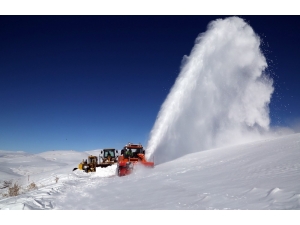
left=117, top=143, right=154, bottom=176
left=73, top=149, right=119, bottom=173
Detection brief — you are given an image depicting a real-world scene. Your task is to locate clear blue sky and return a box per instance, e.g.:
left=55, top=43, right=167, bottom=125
left=1, top=15, right=300, bottom=153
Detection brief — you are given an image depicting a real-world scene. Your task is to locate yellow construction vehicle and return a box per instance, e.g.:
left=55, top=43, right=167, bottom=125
left=77, top=155, right=98, bottom=173
left=98, top=148, right=118, bottom=168
left=73, top=149, right=119, bottom=173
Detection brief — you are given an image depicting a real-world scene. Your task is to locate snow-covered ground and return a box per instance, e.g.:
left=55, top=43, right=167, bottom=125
left=1, top=133, right=300, bottom=220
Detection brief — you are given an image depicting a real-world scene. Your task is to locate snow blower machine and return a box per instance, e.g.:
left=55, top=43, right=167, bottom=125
left=116, top=143, right=154, bottom=176
left=73, top=149, right=119, bottom=173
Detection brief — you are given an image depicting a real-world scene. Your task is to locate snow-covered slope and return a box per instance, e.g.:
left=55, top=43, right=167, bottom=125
left=0, top=133, right=300, bottom=210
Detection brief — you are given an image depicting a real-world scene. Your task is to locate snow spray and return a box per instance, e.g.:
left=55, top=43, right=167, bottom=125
left=146, top=17, right=274, bottom=164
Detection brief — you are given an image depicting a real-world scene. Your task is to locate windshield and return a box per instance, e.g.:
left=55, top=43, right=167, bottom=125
left=128, top=148, right=142, bottom=153
left=104, top=150, right=115, bottom=158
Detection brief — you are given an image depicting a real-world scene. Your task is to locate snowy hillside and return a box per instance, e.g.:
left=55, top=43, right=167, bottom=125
left=1, top=133, right=300, bottom=210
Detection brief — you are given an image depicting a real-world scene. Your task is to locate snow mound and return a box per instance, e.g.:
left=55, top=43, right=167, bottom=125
left=0, top=133, right=300, bottom=210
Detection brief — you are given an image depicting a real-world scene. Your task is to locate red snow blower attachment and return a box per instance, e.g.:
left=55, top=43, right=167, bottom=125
left=116, top=143, right=154, bottom=176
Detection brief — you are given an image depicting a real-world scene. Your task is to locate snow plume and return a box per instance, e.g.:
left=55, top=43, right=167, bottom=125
left=146, top=17, right=274, bottom=164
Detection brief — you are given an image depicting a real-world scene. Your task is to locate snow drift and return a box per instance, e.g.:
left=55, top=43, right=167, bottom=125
left=1, top=133, right=300, bottom=210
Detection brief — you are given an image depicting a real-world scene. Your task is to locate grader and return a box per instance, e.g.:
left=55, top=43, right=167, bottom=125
left=73, top=149, right=119, bottom=173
